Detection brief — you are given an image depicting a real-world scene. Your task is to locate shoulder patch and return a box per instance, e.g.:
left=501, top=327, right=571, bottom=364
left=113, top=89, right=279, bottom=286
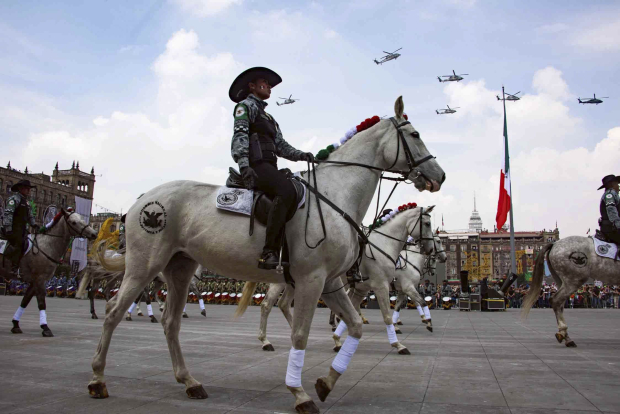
left=234, top=104, right=248, bottom=119
left=607, top=194, right=613, bottom=199
left=8, top=200, right=15, bottom=206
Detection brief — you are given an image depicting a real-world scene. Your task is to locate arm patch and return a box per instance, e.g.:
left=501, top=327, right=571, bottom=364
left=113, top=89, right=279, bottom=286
left=234, top=104, right=248, bottom=120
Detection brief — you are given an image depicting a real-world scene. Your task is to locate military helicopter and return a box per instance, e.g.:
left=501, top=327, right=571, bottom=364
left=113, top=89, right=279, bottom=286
left=497, top=91, right=521, bottom=102
left=438, top=70, right=468, bottom=83
left=374, top=48, right=402, bottom=65
left=436, top=105, right=460, bottom=115
left=276, top=95, right=299, bottom=106
left=577, top=93, right=608, bottom=105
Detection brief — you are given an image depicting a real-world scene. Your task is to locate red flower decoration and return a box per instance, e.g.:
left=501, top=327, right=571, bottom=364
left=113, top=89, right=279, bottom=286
left=403, top=114, right=408, bottom=120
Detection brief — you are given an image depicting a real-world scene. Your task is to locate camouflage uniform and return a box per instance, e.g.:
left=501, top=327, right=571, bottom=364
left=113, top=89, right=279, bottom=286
left=2, top=193, right=36, bottom=269
left=600, top=188, right=620, bottom=244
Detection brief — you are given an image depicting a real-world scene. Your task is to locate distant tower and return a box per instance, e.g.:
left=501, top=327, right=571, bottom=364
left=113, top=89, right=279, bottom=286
left=468, top=192, right=483, bottom=233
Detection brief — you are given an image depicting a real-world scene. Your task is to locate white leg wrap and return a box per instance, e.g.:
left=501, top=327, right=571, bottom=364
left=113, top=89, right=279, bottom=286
left=285, top=347, right=305, bottom=387
left=183, top=305, right=187, bottom=313
left=199, top=299, right=205, bottom=310
left=423, top=306, right=431, bottom=320
left=39, top=310, right=47, bottom=326
left=147, top=304, right=153, bottom=316
left=417, top=305, right=424, bottom=316
left=392, top=310, right=400, bottom=324
left=13, top=306, right=25, bottom=321
left=386, top=324, right=398, bottom=344
left=332, top=336, right=360, bottom=374
left=127, top=302, right=137, bottom=314
left=334, top=320, right=347, bottom=337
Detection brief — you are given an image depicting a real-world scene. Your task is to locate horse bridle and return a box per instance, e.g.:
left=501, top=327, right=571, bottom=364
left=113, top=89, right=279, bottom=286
left=31, top=210, right=91, bottom=264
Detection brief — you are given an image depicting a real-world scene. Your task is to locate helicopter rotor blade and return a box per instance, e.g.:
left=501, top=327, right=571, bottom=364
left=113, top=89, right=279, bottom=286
left=289, top=94, right=292, bottom=99
left=600, top=97, right=609, bottom=99
left=460, top=74, right=469, bottom=76
left=514, top=91, right=521, bottom=95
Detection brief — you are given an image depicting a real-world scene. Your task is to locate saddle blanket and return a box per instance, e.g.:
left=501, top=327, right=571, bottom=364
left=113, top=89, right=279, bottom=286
left=216, top=173, right=306, bottom=216
left=593, top=237, right=618, bottom=260
left=0, top=235, right=34, bottom=256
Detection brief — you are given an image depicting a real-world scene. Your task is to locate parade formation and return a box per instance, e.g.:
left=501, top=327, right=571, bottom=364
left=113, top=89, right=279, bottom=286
left=1, top=2, right=619, bottom=414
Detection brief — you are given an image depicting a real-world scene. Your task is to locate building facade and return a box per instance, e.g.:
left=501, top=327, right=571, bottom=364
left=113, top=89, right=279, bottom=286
left=90, top=212, right=122, bottom=233
left=0, top=161, right=96, bottom=226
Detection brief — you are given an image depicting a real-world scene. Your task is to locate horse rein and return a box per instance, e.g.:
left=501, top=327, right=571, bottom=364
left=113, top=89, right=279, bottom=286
left=31, top=211, right=91, bottom=265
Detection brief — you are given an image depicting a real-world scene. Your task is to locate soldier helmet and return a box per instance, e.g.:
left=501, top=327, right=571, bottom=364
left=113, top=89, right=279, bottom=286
left=229, top=67, right=282, bottom=103
left=11, top=179, right=35, bottom=192
left=598, top=174, right=620, bottom=190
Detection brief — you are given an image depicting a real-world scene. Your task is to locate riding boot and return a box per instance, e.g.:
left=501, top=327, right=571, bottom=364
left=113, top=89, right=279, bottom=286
left=346, top=262, right=367, bottom=284
left=258, top=196, right=289, bottom=270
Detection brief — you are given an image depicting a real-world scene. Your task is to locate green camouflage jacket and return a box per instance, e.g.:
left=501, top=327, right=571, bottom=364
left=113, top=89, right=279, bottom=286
left=2, top=193, right=36, bottom=233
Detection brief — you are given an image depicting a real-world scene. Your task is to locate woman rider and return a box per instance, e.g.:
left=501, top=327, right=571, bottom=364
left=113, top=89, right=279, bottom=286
left=229, top=67, right=313, bottom=270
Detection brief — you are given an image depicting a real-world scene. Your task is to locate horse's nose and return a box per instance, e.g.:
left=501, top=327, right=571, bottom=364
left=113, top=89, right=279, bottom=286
left=441, top=173, right=446, bottom=184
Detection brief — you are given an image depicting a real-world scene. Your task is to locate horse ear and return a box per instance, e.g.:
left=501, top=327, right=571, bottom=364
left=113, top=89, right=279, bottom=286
left=426, top=205, right=435, bottom=213
left=394, top=96, right=404, bottom=119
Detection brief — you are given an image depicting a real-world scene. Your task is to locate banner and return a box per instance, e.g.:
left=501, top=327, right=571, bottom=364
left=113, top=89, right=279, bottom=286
left=69, top=196, right=92, bottom=272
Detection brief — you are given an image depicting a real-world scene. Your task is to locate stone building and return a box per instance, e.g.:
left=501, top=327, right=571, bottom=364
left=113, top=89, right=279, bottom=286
left=468, top=194, right=483, bottom=233
left=90, top=212, right=122, bottom=233
left=0, top=161, right=96, bottom=225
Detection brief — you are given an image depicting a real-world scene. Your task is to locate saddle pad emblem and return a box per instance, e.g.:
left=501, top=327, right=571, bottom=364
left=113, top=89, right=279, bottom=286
left=597, top=244, right=610, bottom=255
left=592, top=237, right=618, bottom=260
left=217, top=192, right=239, bottom=206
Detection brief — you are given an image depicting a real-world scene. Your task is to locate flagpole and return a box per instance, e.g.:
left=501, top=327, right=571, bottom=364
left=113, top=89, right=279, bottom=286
left=503, top=86, right=518, bottom=278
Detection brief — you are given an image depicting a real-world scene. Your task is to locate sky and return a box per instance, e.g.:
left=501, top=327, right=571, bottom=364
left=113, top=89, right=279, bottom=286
left=1, top=0, right=619, bottom=237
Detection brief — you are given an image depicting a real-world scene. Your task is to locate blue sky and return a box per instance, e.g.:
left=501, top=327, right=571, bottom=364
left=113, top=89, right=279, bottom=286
left=1, top=0, right=619, bottom=236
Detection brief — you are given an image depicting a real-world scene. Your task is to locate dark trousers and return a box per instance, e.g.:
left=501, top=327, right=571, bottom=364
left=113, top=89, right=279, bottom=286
left=252, top=161, right=297, bottom=251
left=602, top=229, right=620, bottom=244
left=4, top=231, right=26, bottom=267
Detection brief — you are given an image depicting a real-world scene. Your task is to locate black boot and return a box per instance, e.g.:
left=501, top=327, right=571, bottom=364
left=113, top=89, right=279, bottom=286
left=346, top=263, right=367, bottom=284
left=259, top=196, right=290, bottom=270
left=258, top=249, right=280, bottom=270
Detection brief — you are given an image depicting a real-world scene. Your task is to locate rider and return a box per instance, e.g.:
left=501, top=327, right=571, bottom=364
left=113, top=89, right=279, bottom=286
left=598, top=174, right=620, bottom=244
left=230, top=67, right=313, bottom=270
left=1, top=180, right=42, bottom=277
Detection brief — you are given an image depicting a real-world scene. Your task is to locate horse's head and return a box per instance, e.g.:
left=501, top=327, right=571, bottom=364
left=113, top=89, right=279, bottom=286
left=61, top=208, right=98, bottom=240
left=381, top=96, right=445, bottom=192
left=433, top=233, right=447, bottom=263
left=404, top=205, right=435, bottom=255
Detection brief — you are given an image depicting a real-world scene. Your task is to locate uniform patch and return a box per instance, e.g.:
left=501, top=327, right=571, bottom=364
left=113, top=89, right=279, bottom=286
left=8, top=200, right=15, bottom=206
left=139, top=201, right=167, bottom=234
left=607, top=194, right=613, bottom=199
left=235, top=105, right=246, bottom=118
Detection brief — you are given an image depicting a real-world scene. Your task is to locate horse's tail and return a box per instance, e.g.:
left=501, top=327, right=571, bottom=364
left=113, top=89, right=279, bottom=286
left=76, top=269, right=91, bottom=299
left=234, top=282, right=257, bottom=319
left=94, top=240, right=126, bottom=272
left=521, top=243, right=553, bottom=319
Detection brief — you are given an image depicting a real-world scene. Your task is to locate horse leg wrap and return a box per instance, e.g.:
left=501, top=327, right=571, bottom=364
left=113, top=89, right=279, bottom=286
left=199, top=299, right=205, bottom=310
left=127, top=302, right=137, bottom=314
left=147, top=304, right=153, bottom=317
left=285, top=347, right=305, bottom=388
left=416, top=305, right=424, bottom=316
left=13, top=306, right=25, bottom=322
left=392, top=310, right=400, bottom=324
left=423, top=306, right=431, bottom=320
left=183, top=305, right=187, bottom=313
left=334, top=320, right=347, bottom=337
left=386, top=324, right=398, bottom=344
left=39, top=310, right=47, bottom=326
left=332, top=336, right=360, bottom=374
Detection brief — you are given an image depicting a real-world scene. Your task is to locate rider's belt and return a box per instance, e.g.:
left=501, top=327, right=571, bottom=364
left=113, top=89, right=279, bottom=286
left=249, top=133, right=277, bottom=163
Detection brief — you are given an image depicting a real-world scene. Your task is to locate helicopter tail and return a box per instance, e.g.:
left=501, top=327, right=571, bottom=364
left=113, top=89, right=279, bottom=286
left=374, top=59, right=380, bottom=65
left=577, top=98, right=582, bottom=104
left=436, top=110, right=439, bottom=114
left=437, top=77, right=443, bottom=83
left=276, top=102, right=281, bottom=106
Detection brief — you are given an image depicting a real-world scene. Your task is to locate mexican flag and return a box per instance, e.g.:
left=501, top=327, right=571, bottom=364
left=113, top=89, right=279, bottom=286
left=496, top=104, right=511, bottom=230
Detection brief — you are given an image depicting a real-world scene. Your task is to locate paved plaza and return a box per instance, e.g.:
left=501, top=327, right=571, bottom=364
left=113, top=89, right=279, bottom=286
left=1, top=296, right=619, bottom=414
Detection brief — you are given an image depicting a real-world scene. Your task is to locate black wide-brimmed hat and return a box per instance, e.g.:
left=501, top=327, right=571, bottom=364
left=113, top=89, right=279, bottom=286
left=228, top=67, right=282, bottom=103
left=598, top=174, right=620, bottom=190
left=11, top=179, right=35, bottom=192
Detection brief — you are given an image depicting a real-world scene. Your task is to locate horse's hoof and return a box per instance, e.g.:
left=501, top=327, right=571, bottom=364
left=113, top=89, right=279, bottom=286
left=88, top=383, right=109, bottom=399
left=183, top=313, right=189, bottom=318
left=333, top=345, right=341, bottom=353
left=398, top=348, right=411, bottom=355
left=315, top=377, right=332, bottom=402
left=159, top=307, right=164, bottom=312
left=296, top=400, right=321, bottom=414
left=426, top=326, right=433, bottom=333
left=150, top=316, right=158, bottom=323
left=363, top=319, right=370, bottom=325
left=201, top=310, right=206, bottom=317
left=11, top=327, right=22, bottom=334
left=126, top=316, right=132, bottom=321
left=421, top=319, right=428, bottom=324
left=137, top=311, right=143, bottom=316
left=331, top=326, right=336, bottom=332
left=262, top=343, right=275, bottom=352
left=396, top=321, right=403, bottom=326
left=555, top=333, right=565, bottom=343
left=395, top=328, right=402, bottom=335
left=186, top=384, right=208, bottom=399
left=41, top=325, right=54, bottom=337
left=91, top=313, right=98, bottom=320
left=566, top=341, right=577, bottom=348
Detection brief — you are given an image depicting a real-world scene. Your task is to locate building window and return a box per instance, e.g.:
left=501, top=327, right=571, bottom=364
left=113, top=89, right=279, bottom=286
left=7, top=181, right=12, bottom=193
left=471, top=245, right=478, bottom=250
left=49, top=192, right=53, bottom=203
left=56, top=194, right=60, bottom=204
left=0, top=178, right=3, bottom=192
left=450, top=245, right=456, bottom=252
left=460, top=245, right=466, bottom=252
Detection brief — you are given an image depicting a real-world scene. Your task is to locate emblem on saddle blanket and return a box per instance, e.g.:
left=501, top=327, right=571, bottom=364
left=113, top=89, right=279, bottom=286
left=0, top=236, right=33, bottom=255
left=592, top=237, right=618, bottom=260
left=215, top=179, right=306, bottom=216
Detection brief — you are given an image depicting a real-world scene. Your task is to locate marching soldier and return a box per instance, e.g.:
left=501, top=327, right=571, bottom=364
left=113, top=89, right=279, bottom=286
left=599, top=174, right=620, bottom=244
left=1, top=180, right=45, bottom=278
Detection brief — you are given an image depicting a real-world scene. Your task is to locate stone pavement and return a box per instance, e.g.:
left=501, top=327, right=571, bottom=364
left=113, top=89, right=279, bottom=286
left=1, top=296, right=620, bottom=414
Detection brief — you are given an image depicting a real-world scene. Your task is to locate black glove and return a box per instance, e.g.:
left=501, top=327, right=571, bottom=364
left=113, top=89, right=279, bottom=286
left=301, top=152, right=315, bottom=163
left=240, top=166, right=258, bottom=190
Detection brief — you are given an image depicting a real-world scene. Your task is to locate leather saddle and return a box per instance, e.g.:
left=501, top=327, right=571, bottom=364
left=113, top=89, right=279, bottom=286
left=226, top=168, right=305, bottom=235
left=595, top=229, right=617, bottom=245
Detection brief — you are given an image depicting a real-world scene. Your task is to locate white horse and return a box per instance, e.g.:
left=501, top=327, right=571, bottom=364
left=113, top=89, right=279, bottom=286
left=89, top=97, right=445, bottom=413
left=521, top=237, right=620, bottom=347
left=257, top=206, right=435, bottom=355
left=3, top=208, right=97, bottom=336
left=391, top=235, right=448, bottom=333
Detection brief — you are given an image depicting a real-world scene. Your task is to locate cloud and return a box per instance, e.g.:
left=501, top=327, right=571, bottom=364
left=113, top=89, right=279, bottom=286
left=532, top=66, right=571, bottom=100
left=571, top=17, right=620, bottom=52
left=169, top=0, right=241, bottom=17
left=324, top=29, right=338, bottom=39
left=536, top=23, right=568, bottom=34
